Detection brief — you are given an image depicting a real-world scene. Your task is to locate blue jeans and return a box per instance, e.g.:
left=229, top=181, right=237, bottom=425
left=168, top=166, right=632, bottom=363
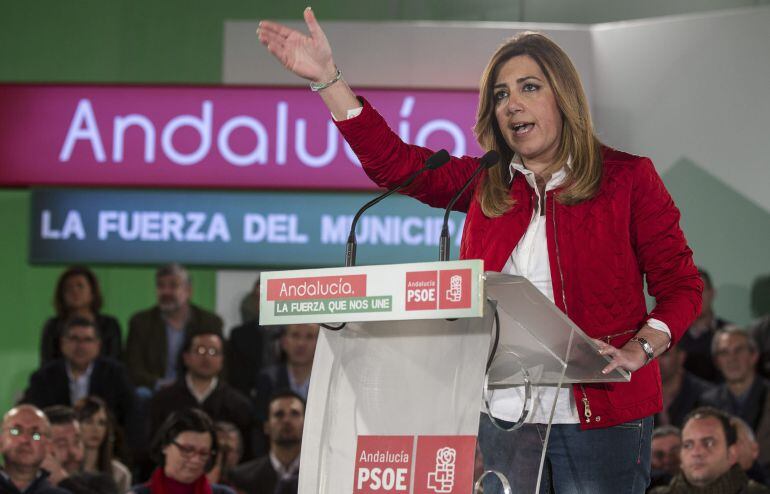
left=478, top=414, right=652, bottom=494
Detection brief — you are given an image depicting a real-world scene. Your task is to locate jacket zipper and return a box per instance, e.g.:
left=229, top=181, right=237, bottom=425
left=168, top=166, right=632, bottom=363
left=550, top=192, right=593, bottom=423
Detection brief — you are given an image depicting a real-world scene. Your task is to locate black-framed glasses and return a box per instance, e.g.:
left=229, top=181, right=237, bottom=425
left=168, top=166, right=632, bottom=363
left=172, top=440, right=212, bottom=459
left=6, top=426, right=44, bottom=442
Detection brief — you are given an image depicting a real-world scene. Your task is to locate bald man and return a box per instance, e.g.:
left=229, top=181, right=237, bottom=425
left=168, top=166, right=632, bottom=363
left=0, top=405, right=69, bottom=494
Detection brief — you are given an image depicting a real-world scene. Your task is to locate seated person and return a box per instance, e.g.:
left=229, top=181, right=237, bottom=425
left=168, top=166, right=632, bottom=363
left=230, top=391, right=305, bottom=494
left=43, top=405, right=85, bottom=486
left=732, top=416, right=769, bottom=485
left=650, top=407, right=770, bottom=493
left=22, top=318, right=134, bottom=427
left=74, top=396, right=132, bottom=493
left=228, top=277, right=282, bottom=398
left=677, top=268, right=731, bottom=382
left=129, top=408, right=235, bottom=494
left=253, top=324, right=318, bottom=418
left=649, top=425, right=681, bottom=489
left=125, top=263, right=223, bottom=392
left=40, top=265, right=122, bottom=365
left=658, top=344, right=714, bottom=428
left=0, top=404, right=69, bottom=494
left=59, top=472, right=119, bottom=494
left=252, top=324, right=318, bottom=456
left=207, top=422, right=244, bottom=487
left=700, top=326, right=770, bottom=431
left=149, top=332, right=253, bottom=459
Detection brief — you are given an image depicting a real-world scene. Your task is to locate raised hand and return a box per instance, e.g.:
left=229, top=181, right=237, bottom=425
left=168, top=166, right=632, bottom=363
left=257, top=7, right=337, bottom=83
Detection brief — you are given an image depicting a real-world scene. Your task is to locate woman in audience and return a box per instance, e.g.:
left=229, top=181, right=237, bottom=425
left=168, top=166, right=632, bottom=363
left=40, top=265, right=122, bottom=363
left=74, top=396, right=132, bottom=494
left=131, top=408, right=234, bottom=494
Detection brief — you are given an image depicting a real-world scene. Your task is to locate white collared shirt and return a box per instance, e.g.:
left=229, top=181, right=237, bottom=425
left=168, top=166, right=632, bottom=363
left=66, top=361, right=94, bottom=406
left=488, top=157, right=671, bottom=424
left=269, top=452, right=300, bottom=480
left=185, top=373, right=218, bottom=404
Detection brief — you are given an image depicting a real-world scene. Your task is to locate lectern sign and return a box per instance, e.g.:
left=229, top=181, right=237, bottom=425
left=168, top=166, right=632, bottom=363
left=353, top=435, right=476, bottom=494
left=259, top=260, right=484, bottom=325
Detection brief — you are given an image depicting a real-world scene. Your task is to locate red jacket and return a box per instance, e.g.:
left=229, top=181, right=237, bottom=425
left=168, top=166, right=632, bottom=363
left=335, top=99, right=702, bottom=429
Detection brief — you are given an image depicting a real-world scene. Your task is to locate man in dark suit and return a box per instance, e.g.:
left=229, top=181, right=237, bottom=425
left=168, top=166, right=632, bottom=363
left=229, top=391, right=304, bottom=494
left=20, top=318, right=133, bottom=426
left=700, top=327, right=769, bottom=431
left=125, top=263, right=223, bottom=392
left=148, top=331, right=254, bottom=458
left=227, top=277, right=282, bottom=398
left=252, top=324, right=318, bottom=456
left=657, top=343, right=715, bottom=427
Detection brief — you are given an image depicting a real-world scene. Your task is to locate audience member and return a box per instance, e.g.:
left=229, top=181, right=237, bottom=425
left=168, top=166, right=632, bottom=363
left=40, top=265, right=122, bottom=365
left=207, top=422, right=244, bottom=487
left=732, top=416, right=768, bottom=485
left=130, top=408, right=235, bottom=494
left=677, top=268, right=731, bottom=382
left=43, top=406, right=84, bottom=484
left=238, top=277, right=260, bottom=325
left=148, top=332, right=253, bottom=459
left=253, top=324, right=318, bottom=420
left=73, top=396, right=132, bottom=493
left=0, top=404, right=69, bottom=494
left=651, top=407, right=770, bottom=493
left=228, top=278, right=282, bottom=398
left=755, top=316, right=770, bottom=379
left=657, top=344, right=715, bottom=428
left=125, top=263, right=223, bottom=392
left=21, top=318, right=134, bottom=427
left=700, top=327, right=770, bottom=431
left=650, top=425, right=681, bottom=489
left=58, top=472, right=119, bottom=494
left=751, top=274, right=770, bottom=320
left=229, top=391, right=304, bottom=494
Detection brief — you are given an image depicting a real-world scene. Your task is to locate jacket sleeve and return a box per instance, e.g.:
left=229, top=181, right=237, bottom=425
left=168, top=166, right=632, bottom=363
left=124, top=315, right=157, bottom=389
left=629, top=158, right=702, bottom=344
left=19, top=368, right=55, bottom=408
left=334, top=98, right=484, bottom=212
left=99, top=315, right=123, bottom=360
left=40, top=318, right=59, bottom=365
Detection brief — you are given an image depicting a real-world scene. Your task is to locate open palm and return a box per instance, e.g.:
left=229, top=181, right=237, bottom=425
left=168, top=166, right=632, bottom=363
left=257, top=7, right=335, bottom=82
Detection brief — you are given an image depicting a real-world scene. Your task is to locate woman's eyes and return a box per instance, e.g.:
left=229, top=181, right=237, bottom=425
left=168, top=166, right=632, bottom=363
left=494, top=83, right=541, bottom=102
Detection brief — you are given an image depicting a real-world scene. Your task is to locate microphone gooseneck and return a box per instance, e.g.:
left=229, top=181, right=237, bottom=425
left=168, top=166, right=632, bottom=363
left=438, top=150, right=500, bottom=262
left=345, top=149, right=450, bottom=267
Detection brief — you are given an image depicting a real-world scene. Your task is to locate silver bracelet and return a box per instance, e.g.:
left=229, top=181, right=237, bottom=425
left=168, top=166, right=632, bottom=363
left=630, top=336, right=655, bottom=365
left=310, top=68, right=343, bottom=92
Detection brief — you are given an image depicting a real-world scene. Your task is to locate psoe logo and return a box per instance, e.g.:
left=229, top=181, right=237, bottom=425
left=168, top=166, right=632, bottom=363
left=438, top=269, right=471, bottom=309
left=427, top=447, right=456, bottom=493
left=406, top=268, right=473, bottom=311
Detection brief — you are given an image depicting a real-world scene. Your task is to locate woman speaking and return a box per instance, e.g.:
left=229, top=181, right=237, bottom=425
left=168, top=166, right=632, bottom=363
left=258, top=8, right=702, bottom=493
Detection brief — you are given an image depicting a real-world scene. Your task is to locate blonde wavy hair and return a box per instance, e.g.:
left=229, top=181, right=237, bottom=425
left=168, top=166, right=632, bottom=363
left=474, top=32, right=603, bottom=217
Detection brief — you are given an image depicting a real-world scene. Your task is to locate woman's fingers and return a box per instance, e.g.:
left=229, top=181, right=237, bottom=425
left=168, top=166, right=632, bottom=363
left=258, top=20, right=299, bottom=41
left=304, top=7, right=328, bottom=45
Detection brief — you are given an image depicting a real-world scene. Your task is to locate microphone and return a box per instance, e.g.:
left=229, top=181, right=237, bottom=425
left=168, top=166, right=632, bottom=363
left=438, top=150, right=500, bottom=261
left=345, top=149, right=450, bottom=267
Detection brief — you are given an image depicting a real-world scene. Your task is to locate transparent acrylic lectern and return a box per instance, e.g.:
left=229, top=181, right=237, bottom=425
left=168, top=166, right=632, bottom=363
left=259, top=261, right=629, bottom=494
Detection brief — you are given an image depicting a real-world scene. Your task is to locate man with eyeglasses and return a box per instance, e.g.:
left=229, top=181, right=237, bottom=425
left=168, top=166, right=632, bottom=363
left=20, top=318, right=134, bottom=427
left=700, top=327, right=768, bottom=430
left=650, top=407, right=770, bottom=493
left=0, top=405, right=69, bottom=494
left=148, top=331, right=254, bottom=460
